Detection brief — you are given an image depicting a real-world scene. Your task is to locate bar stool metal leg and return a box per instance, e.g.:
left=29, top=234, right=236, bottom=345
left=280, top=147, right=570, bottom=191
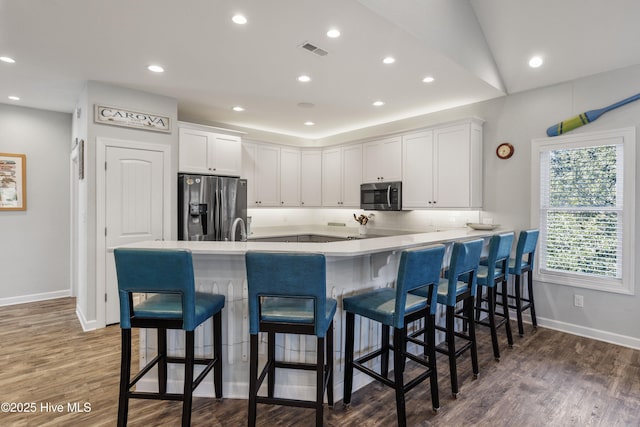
left=392, top=328, right=407, bottom=427
left=158, top=328, right=167, bottom=395
left=514, top=274, right=525, bottom=337
left=501, top=278, right=514, bottom=347
left=315, top=335, right=325, bottom=427
left=326, top=322, right=334, bottom=408
left=343, top=312, right=355, bottom=408
left=182, top=331, right=195, bottom=427
left=487, top=287, right=500, bottom=360
left=527, top=270, right=538, bottom=329
left=445, top=306, right=459, bottom=397
left=118, top=329, right=132, bottom=427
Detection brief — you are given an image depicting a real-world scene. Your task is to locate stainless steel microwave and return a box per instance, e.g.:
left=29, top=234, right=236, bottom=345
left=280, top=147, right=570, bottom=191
left=360, top=181, right=402, bottom=211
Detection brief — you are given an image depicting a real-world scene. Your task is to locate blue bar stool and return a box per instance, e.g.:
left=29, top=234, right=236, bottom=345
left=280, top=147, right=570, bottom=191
left=473, top=232, right=515, bottom=360
left=413, top=239, right=483, bottom=398
left=496, top=229, right=540, bottom=336
left=245, top=252, right=337, bottom=427
left=343, top=245, right=445, bottom=427
left=114, top=248, right=225, bottom=427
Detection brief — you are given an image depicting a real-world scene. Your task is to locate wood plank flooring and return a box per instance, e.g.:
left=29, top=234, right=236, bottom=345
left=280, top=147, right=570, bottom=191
left=0, top=297, right=638, bottom=426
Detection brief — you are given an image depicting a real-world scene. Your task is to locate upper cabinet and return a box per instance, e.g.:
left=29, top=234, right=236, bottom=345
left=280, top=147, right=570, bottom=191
left=243, top=142, right=280, bottom=207
left=178, top=124, right=242, bottom=176
left=402, top=119, right=483, bottom=209
left=300, top=150, right=322, bottom=207
left=280, top=147, right=301, bottom=206
left=362, top=136, right=402, bottom=183
left=322, top=144, right=362, bottom=207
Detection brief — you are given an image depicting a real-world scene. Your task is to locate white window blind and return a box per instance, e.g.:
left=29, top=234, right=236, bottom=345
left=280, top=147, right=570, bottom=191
left=539, top=144, right=622, bottom=279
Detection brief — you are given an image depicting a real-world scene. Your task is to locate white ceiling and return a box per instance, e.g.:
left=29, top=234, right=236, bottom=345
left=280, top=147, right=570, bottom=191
left=1, top=0, right=639, bottom=141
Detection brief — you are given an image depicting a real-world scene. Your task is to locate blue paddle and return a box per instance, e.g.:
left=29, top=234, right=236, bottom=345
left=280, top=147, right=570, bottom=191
left=546, top=93, right=640, bottom=137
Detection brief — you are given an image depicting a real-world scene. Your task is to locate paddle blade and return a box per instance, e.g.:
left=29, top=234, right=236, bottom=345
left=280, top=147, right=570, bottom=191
left=546, top=113, right=591, bottom=137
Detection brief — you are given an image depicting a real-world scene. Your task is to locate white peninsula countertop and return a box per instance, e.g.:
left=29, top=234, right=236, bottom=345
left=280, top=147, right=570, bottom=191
left=121, top=227, right=501, bottom=256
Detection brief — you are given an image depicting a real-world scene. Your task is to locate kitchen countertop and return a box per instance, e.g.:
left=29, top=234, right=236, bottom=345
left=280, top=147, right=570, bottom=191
left=121, top=227, right=505, bottom=257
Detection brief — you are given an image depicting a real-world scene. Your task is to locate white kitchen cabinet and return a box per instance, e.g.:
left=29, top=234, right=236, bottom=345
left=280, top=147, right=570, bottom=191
left=402, top=119, right=483, bottom=208
left=322, top=144, right=362, bottom=207
left=242, top=142, right=280, bottom=207
left=280, top=147, right=301, bottom=206
left=178, top=126, right=242, bottom=176
left=362, top=136, right=402, bottom=183
left=300, top=150, right=322, bottom=207
left=402, top=130, right=435, bottom=208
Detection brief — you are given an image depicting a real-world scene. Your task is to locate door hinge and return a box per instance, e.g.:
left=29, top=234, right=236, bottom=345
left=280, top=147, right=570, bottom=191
left=105, top=227, right=107, bottom=236
left=105, top=161, right=107, bottom=170
left=105, top=293, right=107, bottom=302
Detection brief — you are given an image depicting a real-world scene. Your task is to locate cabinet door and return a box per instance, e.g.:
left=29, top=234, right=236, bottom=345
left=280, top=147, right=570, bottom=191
left=363, top=136, right=401, bottom=183
left=322, top=148, right=342, bottom=206
left=178, top=128, right=210, bottom=174
left=210, top=134, right=242, bottom=176
left=242, top=142, right=257, bottom=206
left=280, top=148, right=301, bottom=206
left=434, top=124, right=470, bottom=207
left=255, top=145, right=280, bottom=206
left=341, top=144, right=363, bottom=207
left=402, top=131, right=434, bottom=208
left=300, top=151, right=322, bottom=207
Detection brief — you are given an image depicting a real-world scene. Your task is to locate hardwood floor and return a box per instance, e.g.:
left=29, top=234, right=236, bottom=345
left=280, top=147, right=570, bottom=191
left=1, top=297, right=638, bottom=426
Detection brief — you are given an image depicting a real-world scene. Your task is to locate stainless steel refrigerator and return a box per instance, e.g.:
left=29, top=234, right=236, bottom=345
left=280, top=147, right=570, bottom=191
left=178, top=173, right=247, bottom=241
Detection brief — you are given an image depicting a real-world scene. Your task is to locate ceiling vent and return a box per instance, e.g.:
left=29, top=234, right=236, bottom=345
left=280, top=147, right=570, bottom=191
left=300, top=41, right=328, bottom=57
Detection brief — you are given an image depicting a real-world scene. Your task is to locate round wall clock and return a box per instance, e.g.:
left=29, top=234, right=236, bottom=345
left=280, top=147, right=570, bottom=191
left=496, top=142, right=514, bottom=159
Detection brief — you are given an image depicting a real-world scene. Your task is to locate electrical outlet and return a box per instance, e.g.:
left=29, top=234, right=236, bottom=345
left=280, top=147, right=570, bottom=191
left=574, top=294, right=584, bottom=308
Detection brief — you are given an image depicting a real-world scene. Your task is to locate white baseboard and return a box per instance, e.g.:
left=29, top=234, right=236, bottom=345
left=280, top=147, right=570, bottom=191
left=514, top=311, right=640, bottom=350
left=0, top=289, right=70, bottom=307
left=76, top=305, right=97, bottom=332
left=535, top=316, right=640, bottom=351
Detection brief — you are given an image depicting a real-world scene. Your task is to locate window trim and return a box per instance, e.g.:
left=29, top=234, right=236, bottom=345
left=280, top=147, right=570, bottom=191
left=531, top=127, right=636, bottom=295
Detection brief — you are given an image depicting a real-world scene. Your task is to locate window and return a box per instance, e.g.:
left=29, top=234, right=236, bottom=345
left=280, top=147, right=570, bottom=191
left=532, top=128, right=635, bottom=294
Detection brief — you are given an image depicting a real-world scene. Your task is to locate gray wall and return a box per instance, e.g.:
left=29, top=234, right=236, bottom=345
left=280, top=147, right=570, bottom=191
left=0, top=104, right=71, bottom=302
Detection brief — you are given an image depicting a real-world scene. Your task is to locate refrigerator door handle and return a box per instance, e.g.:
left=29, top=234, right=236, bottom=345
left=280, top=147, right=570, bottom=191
left=215, top=189, right=220, bottom=241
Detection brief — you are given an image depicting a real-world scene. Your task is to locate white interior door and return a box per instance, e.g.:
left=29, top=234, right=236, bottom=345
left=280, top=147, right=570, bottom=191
left=105, top=146, right=165, bottom=324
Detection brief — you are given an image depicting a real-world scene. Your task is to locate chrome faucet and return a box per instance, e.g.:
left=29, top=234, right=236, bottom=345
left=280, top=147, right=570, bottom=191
left=230, top=217, right=247, bottom=242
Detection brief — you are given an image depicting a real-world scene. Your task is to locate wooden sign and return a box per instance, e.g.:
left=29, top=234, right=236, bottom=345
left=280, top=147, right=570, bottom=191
left=94, top=104, right=171, bottom=133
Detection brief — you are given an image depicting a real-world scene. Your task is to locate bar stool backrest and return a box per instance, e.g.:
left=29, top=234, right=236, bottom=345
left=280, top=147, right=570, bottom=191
left=245, top=252, right=328, bottom=337
left=394, top=244, right=446, bottom=328
left=485, top=232, right=515, bottom=285
left=114, top=248, right=196, bottom=330
left=443, top=239, right=484, bottom=306
left=513, top=230, right=540, bottom=274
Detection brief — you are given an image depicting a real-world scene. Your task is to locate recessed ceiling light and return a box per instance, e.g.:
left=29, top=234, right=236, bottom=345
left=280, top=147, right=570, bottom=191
left=326, top=28, right=340, bottom=38
left=297, top=102, right=315, bottom=108
left=8, top=95, right=20, bottom=101
left=372, top=101, right=385, bottom=107
left=422, top=76, right=435, bottom=83
left=148, top=65, right=164, bottom=73
left=297, top=75, right=311, bottom=83
left=383, top=57, right=395, bottom=65
left=0, top=56, right=16, bottom=63
left=528, top=56, right=543, bottom=68
left=232, top=14, right=247, bottom=25
left=304, top=121, right=315, bottom=126
left=233, top=106, right=245, bottom=112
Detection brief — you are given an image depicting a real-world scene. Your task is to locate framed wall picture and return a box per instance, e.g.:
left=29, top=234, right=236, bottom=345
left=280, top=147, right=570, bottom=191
left=0, top=153, right=27, bottom=211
